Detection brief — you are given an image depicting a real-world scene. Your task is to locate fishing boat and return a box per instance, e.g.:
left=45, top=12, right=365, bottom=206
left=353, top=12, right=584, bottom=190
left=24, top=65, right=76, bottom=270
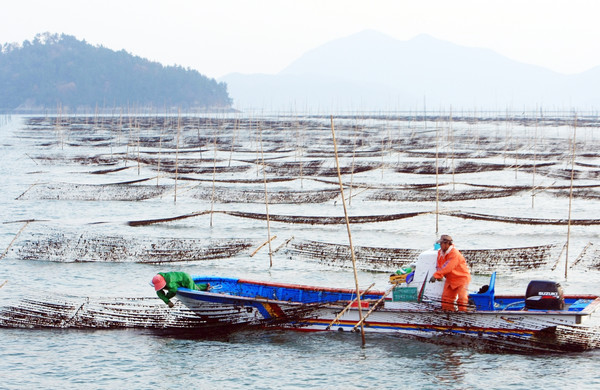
left=175, top=278, right=384, bottom=329
left=176, top=249, right=600, bottom=352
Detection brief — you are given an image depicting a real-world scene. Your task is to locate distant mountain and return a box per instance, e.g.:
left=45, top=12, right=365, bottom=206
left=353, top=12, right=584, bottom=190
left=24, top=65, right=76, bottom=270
left=221, top=30, right=599, bottom=111
left=0, top=33, right=232, bottom=113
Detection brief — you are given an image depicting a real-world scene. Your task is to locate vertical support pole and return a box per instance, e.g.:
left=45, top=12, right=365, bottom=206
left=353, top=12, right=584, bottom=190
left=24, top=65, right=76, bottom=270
left=330, top=116, right=366, bottom=346
left=174, top=109, right=181, bottom=203
left=565, top=114, right=577, bottom=279
left=259, top=123, right=274, bottom=267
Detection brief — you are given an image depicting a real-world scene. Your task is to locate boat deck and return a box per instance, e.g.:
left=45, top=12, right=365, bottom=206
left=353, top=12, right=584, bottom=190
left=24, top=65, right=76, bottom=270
left=493, top=295, right=600, bottom=313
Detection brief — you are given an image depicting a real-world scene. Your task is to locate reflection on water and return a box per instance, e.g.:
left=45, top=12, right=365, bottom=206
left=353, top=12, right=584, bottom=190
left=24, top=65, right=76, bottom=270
left=429, top=349, right=467, bottom=388
left=4, top=327, right=600, bottom=389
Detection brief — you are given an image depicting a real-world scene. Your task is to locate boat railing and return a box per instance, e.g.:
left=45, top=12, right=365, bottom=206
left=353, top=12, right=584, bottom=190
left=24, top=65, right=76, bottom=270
left=500, top=301, right=526, bottom=312
left=468, top=272, right=496, bottom=310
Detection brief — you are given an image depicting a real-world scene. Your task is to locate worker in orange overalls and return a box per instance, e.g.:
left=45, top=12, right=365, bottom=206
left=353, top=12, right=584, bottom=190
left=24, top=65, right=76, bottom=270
left=429, top=235, right=471, bottom=311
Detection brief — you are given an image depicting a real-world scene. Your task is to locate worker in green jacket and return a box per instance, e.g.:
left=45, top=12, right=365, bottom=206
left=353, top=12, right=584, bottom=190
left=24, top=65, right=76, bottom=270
left=151, top=272, right=209, bottom=307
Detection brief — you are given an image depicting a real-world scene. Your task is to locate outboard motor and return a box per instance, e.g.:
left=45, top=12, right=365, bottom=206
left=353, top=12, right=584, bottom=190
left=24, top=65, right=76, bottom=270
left=525, top=280, right=564, bottom=310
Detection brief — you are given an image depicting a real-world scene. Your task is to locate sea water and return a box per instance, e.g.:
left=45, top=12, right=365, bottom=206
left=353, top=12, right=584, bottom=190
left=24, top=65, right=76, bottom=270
left=2, top=114, right=600, bottom=389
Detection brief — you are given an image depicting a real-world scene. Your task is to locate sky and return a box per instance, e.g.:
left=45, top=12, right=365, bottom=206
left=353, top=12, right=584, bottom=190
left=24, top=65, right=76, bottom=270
left=2, top=0, right=599, bottom=79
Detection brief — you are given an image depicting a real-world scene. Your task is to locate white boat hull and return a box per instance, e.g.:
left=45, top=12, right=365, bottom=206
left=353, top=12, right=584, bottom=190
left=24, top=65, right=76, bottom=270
left=291, top=300, right=600, bottom=352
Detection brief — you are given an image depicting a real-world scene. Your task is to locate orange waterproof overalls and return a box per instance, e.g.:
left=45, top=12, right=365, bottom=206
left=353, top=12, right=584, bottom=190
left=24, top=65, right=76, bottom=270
left=433, top=245, right=471, bottom=311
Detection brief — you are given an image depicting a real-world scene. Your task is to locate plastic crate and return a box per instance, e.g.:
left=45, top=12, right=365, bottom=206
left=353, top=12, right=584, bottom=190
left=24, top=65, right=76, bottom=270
left=393, top=286, right=418, bottom=302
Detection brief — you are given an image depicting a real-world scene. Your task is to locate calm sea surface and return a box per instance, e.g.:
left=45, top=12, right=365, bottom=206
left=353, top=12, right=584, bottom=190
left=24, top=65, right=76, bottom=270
left=4, top=327, right=600, bottom=389
left=2, top=114, right=600, bottom=389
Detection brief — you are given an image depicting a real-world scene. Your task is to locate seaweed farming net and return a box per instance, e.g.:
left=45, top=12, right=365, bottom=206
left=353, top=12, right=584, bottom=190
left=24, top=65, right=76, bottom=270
left=220, top=211, right=427, bottom=225
left=368, top=187, right=523, bottom=202
left=19, top=115, right=600, bottom=208
left=444, top=211, right=600, bottom=226
left=22, top=115, right=600, bottom=157
left=0, top=293, right=336, bottom=330
left=15, top=232, right=254, bottom=263
left=461, top=245, right=560, bottom=273
left=16, top=181, right=169, bottom=201
left=16, top=180, right=600, bottom=206
left=13, top=116, right=600, bottom=274
left=124, top=208, right=600, bottom=227
left=568, top=243, right=600, bottom=270
left=30, top=154, right=122, bottom=166
left=549, top=188, right=600, bottom=200
left=411, top=323, right=600, bottom=353
left=189, top=186, right=340, bottom=204
left=393, top=161, right=556, bottom=175
left=284, top=239, right=560, bottom=273
left=284, top=239, right=422, bottom=272
left=0, top=294, right=204, bottom=329
left=0, top=292, right=296, bottom=330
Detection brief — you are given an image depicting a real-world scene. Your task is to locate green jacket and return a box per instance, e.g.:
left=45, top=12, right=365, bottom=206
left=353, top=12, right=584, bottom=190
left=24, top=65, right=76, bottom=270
left=156, top=271, right=208, bottom=305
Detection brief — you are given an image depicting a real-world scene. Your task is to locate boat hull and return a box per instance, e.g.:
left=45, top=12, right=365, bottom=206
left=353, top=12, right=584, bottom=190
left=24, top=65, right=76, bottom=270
left=176, top=290, right=327, bottom=328
left=175, top=276, right=600, bottom=352
left=176, top=276, right=384, bottom=329
left=291, top=298, right=600, bottom=352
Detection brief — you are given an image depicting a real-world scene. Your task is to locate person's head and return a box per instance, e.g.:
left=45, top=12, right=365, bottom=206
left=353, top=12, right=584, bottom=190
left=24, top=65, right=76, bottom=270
left=151, top=274, right=166, bottom=291
left=437, top=234, right=453, bottom=250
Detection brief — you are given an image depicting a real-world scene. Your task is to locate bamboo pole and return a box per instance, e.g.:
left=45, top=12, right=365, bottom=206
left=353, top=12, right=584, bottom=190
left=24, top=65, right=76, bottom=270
left=272, top=236, right=294, bottom=254
left=348, top=186, right=370, bottom=201
left=294, top=112, right=305, bottom=189
left=349, top=120, right=358, bottom=206
left=124, top=108, right=131, bottom=167
left=0, top=221, right=30, bottom=261
left=15, top=179, right=41, bottom=200
left=514, top=112, right=519, bottom=179
left=55, top=103, right=64, bottom=150
left=259, top=122, right=274, bottom=267
left=565, top=114, right=577, bottom=279
left=250, top=235, right=278, bottom=257
left=254, top=118, right=261, bottom=177
left=387, top=117, right=393, bottom=160
left=503, top=110, right=509, bottom=164
left=551, top=242, right=568, bottom=271
left=174, top=109, right=181, bottom=203
left=423, top=96, right=426, bottom=131
left=571, top=242, right=592, bottom=269
left=136, top=117, right=141, bottom=175
left=381, top=125, right=385, bottom=180
left=210, top=118, right=217, bottom=227
left=435, top=120, right=440, bottom=233
left=532, top=109, right=538, bottom=208
left=330, top=115, right=366, bottom=346
left=298, top=118, right=305, bottom=189
left=196, top=117, right=203, bottom=160
left=352, top=283, right=398, bottom=331
left=156, top=116, right=164, bottom=187
left=326, top=283, right=375, bottom=330
left=449, top=107, right=455, bottom=191
left=117, top=108, right=123, bottom=145
left=228, top=117, right=238, bottom=167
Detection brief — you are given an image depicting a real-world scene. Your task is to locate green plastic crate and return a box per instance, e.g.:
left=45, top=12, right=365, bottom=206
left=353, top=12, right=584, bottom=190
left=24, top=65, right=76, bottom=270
left=392, top=286, right=418, bottom=302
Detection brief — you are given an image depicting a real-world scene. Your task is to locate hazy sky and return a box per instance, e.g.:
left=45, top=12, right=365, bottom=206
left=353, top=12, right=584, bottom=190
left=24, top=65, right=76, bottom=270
left=2, top=0, right=599, bottom=79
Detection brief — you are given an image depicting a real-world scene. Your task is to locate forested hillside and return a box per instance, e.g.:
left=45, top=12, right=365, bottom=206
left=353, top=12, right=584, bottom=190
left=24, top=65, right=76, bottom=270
left=0, top=33, right=232, bottom=112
